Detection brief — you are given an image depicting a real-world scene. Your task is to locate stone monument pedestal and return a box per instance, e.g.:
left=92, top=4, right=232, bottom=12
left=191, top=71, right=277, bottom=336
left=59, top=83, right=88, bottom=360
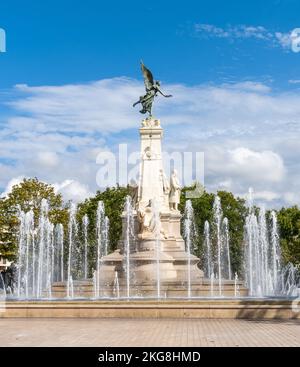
left=96, top=117, right=204, bottom=297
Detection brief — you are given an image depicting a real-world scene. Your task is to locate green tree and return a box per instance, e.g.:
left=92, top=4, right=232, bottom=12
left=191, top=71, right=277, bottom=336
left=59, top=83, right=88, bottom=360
left=77, top=186, right=129, bottom=266
left=277, top=206, right=300, bottom=266
left=217, top=191, right=247, bottom=275
left=0, top=178, right=68, bottom=260
left=179, top=185, right=247, bottom=276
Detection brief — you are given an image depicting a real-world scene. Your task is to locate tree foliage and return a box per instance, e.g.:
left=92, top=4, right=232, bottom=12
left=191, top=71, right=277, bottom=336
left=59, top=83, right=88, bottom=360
left=0, top=178, right=68, bottom=260
left=277, top=206, right=300, bottom=266
left=77, top=185, right=129, bottom=254
left=1, top=177, right=300, bottom=272
left=180, top=186, right=247, bottom=275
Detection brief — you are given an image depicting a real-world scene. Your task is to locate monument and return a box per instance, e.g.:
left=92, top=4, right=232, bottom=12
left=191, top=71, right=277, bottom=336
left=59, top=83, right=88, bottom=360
left=5, top=63, right=299, bottom=320
left=96, top=62, right=204, bottom=297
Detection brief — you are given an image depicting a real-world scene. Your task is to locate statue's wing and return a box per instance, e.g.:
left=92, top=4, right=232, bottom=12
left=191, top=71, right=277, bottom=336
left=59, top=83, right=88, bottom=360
left=141, top=61, right=154, bottom=90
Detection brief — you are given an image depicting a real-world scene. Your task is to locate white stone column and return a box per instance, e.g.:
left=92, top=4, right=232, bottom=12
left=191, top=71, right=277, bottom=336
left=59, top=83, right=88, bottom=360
left=138, top=117, right=168, bottom=212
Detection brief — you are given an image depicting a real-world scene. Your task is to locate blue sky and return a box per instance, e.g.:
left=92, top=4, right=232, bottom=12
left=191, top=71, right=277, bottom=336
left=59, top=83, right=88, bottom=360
left=1, top=0, right=300, bottom=86
left=1, top=0, right=300, bottom=206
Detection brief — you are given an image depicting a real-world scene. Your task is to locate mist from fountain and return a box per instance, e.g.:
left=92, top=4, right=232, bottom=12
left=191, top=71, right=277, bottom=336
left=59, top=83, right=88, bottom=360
left=94, top=201, right=109, bottom=298
left=16, top=199, right=56, bottom=299
left=12, top=191, right=299, bottom=301
left=152, top=199, right=162, bottom=299
left=211, top=196, right=233, bottom=296
left=210, top=272, right=214, bottom=297
left=222, top=218, right=232, bottom=280
left=213, top=196, right=223, bottom=296
left=244, top=188, right=299, bottom=297
left=104, top=217, right=109, bottom=257
left=183, top=200, right=197, bottom=298
left=234, top=273, right=239, bottom=297
left=0, top=272, right=6, bottom=299
left=123, top=196, right=134, bottom=299
left=204, top=221, right=212, bottom=279
left=53, top=224, right=64, bottom=283
left=82, top=215, right=89, bottom=279
left=113, top=271, right=120, bottom=299
left=67, top=203, right=78, bottom=298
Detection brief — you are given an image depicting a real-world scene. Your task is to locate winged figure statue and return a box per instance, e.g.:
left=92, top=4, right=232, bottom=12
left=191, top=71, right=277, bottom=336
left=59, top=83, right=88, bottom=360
left=133, top=61, right=172, bottom=116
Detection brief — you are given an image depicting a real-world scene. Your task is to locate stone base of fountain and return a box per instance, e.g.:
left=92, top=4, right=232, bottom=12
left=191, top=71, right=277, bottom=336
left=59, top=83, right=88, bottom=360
left=2, top=299, right=299, bottom=319
left=50, top=278, right=248, bottom=298
left=90, top=208, right=208, bottom=297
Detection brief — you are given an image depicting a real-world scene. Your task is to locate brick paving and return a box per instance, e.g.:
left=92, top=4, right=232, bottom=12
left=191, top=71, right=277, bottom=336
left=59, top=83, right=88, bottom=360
left=0, top=318, right=299, bottom=347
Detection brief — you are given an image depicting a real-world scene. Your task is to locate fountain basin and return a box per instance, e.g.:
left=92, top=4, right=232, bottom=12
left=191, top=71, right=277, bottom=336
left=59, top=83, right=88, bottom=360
left=1, top=299, right=299, bottom=319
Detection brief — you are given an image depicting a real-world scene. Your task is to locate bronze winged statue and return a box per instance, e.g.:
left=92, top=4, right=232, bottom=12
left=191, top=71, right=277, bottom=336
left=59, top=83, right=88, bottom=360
left=133, top=61, right=172, bottom=116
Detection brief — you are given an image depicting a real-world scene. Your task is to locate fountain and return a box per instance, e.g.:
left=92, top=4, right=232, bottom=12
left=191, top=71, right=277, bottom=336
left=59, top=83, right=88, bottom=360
left=123, top=196, right=134, bottom=299
left=222, top=218, right=232, bottom=280
left=244, top=188, right=299, bottom=297
left=205, top=196, right=233, bottom=297
left=95, top=201, right=104, bottom=298
left=153, top=200, right=162, bottom=299
left=213, top=196, right=223, bottom=296
left=183, top=200, right=197, bottom=298
left=113, top=271, right=120, bottom=299
left=0, top=272, right=6, bottom=300
left=82, top=215, right=89, bottom=279
left=1, top=116, right=299, bottom=320
left=204, top=221, right=212, bottom=278
left=15, top=199, right=56, bottom=299
left=67, top=203, right=77, bottom=298
left=54, top=224, right=64, bottom=282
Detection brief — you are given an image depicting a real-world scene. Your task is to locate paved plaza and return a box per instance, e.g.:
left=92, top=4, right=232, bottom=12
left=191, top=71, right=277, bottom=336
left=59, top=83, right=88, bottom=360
left=0, top=318, right=299, bottom=347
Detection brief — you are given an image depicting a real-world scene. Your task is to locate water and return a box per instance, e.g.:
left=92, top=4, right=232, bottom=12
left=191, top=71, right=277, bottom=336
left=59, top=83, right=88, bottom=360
left=54, top=224, right=64, bottom=282
left=270, top=211, right=281, bottom=292
left=92, top=271, right=97, bottom=298
left=152, top=199, right=162, bottom=299
left=68, top=275, right=74, bottom=299
left=82, top=215, right=89, bottom=279
left=17, top=199, right=55, bottom=299
left=11, top=191, right=300, bottom=301
left=104, top=217, right=110, bottom=256
left=67, top=203, right=77, bottom=298
left=207, top=196, right=233, bottom=296
left=244, top=188, right=299, bottom=297
left=113, top=271, right=120, bottom=299
left=0, top=272, right=6, bottom=299
left=222, top=218, right=232, bottom=280
left=210, top=272, right=214, bottom=297
left=95, top=201, right=106, bottom=298
left=123, top=196, right=134, bottom=299
left=14, top=198, right=113, bottom=300
left=204, top=221, right=212, bottom=278
left=213, top=196, right=223, bottom=296
left=183, top=200, right=196, bottom=298
left=234, top=273, right=239, bottom=297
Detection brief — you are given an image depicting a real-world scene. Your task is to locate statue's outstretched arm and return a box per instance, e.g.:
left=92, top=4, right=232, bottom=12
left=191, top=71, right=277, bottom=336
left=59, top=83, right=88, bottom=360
left=157, top=88, right=172, bottom=98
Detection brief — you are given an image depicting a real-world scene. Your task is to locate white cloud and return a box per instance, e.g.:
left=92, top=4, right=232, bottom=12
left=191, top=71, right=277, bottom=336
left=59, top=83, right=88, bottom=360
left=0, top=176, right=91, bottom=203
left=1, top=176, right=25, bottom=198
left=193, top=23, right=293, bottom=51
left=283, top=192, right=300, bottom=206
left=288, top=79, right=300, bottom=84
left=253, top=191, right=281, bottom=202
left=194, top=24, right=271, bottom=40
left=275, top=32, right=292, bottom=49
left=53, top=180, right=93, bottom=203
left=1, top=77, right=300, bottom=207
left=227, top=148, right=284, bottom=183
left=35, top=151, right=59, bottom=168
left=226, top=81, right=271, bottom=93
